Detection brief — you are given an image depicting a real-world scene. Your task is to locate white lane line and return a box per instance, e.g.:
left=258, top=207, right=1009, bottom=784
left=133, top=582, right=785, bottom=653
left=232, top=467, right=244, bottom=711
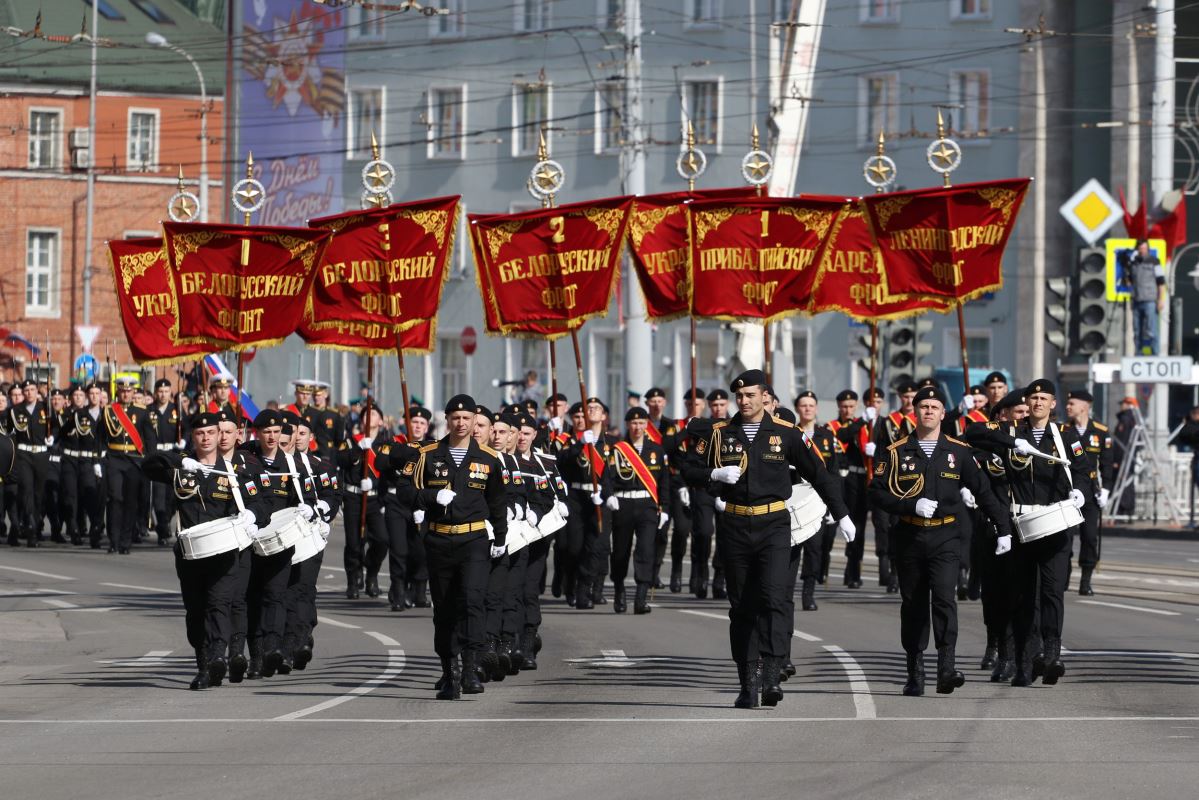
left=316, top=614, right=361, bottom=630
left=96, top=650, right=176, bottom=666
left=1078, top=599, right=1181, bottom=617
left=1063, top=648, right=1199, bottom=659
left=822, top=645, right=877, bottom=720
left=678, top=609, right=822, bottom=642
left=0, top=588, right=76, bottom=597
left=41, top=598, right=78, bottom=609
left=100, top=582, right=176, bottom=594
left=8, top=715, right=1199, bottom=725
left=0, top=564, right=75, bottom=581
left=274, top=631, right=405, bottom=721
left=792, top=630, right=822, bottom=643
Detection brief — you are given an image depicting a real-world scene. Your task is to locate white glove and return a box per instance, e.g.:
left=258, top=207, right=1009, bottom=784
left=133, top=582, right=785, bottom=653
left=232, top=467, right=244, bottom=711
left=711, top=465, right=742, bottom=484
left=315, top=499, right=331, bottom=519
left=526, top=508, right=539, bottom=526
left=236, top=509, right=257, bottom=528
left=960, top=487, right=977, bottom=509
left=296, top=503, right=315, bottom=521
left=837, top=515, right=856, bottom=543
left=436, top=488, right=456, bottom=506
left=181, top=456, right=203, bottom=472
left=995, top=535, right=1012, bottom=555
left=1069, top=489, right=1085, bottom=509
left=915, top=498, right=938, bottom=519
left=548, top=416, right=563, bottom=432
left=358, top=437, right=373, bottom=450
left=864, top=442, right=877, bottom=457
left=958, top=394, right=973, bottom=415
left=93, top=463, right=103, bottom=479
left=591, top=491, right=603, bottom=506
left=714, top=497, right=727, bottom=512
left=413, top=509, right=425, bottom=525
left=659, top=512, right=670, bottom=528
left=582, top=429, right=597, bottom=445
left=864, top=406, right=878, bottom=422
left=176, top=439, right=186, bottom=449
left=678, top=486, right=690, bottom=508
left=506, top=506, right=517, bottom=523
left=1013, top=438, right=1037, bottom=456
left=45, top=435, right=54, bottom=447
left=490, top=543, right=507, bottom=559
left=556, top=499, right=569, bottom=517
left=359, top=477, right=373, bottom=492
left=1097, top=488, right=1110, bottom=508
left=605, top=495, right=620, bottom=511
left=485, top=519, right=494, bottom=539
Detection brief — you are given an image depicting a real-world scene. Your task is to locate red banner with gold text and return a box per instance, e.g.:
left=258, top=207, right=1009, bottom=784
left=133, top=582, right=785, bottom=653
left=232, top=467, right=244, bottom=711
left=300, top=318, right=435, bottom=356
left=469, top=215, right=573, bottom=340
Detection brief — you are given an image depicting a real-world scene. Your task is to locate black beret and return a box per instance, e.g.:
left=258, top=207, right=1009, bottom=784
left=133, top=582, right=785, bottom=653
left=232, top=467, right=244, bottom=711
left=504, top=403, right=525, bottom=416
left=154, top=379, right=172, bottom=390
left=707, top=389, right=729, bottom=402
left=515, top=414, right=537, bottom=429
left=730, top=369, right=767, bottom=392
left=17, top=379, right=35, bottom=389
left=1025, top=379, right=1056, bottom=397
left=969, top=385, right=984, bottom=394
left=763, top=384, right=777, bottom=398
left=898, top=381, right=919, bottom=394
left=625, top=407, right=649, bottom=422
left=774, top=407, right=796, bottom=424
left=408, top=406, right=432, bottom=421
left=644, top=387, right=666, bottom=400
left=546, top=392, right=568, bottom=404
left=913, top=386, right=946, bottom=406
left=1067, top=389, right=1093, bottom=403
left=586, top=396, right=603, bottom=406
left=474, top=405, right=493, bottom=419
left=984, top=371, right=1008, bottom=386
left=626, top=390, right=641, bottom=400
left=567, top=402, right=583, bottom=415
left=794, top=390, right=817, bottom=403
left=279, top=410, right=303, bottom=430
left=445, top=394, right=475, bottom=414
left=866, top=387, right=886, bottom=400
left=683, top=387, right=706, bottom=401
left=84, top=382, right=99, bottom=392
left=989, top=392, right=1025, bottom=419
left=253, top=410, right=281, bottom=428
left=190, top=411, right=222, bottom=429
left=498, top=412, right=521, bottom=428
left=50, top=388, right=66, bottom=398
left=917, top=377, right=938, bottom=389
left=836, top=389, right=859, bottom=402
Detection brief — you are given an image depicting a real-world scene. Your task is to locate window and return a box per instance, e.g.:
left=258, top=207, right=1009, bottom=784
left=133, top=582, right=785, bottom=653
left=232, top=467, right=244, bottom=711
left=28, top=109, right=62, bottom=169
left=85, top=0, right=126, bottom=21
left=686, top=0, right=721, bottom=27
left=439, top=339, right=467, bottom=401
left=429, top=87, right=465, bottom=159
left=349, top=87, right=384, bottom=159
left=791, top=327, right=810, bottom=387
left=432, top=0, right=465, bottom=37
left=951, top=0, right=991, bottom=20
left=127, top=110, right=158, bottom=171
left=949, top=70, right=989, bottom=136
left=945, top=329, right=991, bottom=369
left=25, top=230, right=60, bottom=317
left=452, top=204, right=470, bottom=276
left=595, top=82, right=624, bottom=155
left=516, top=0, right=551, bottom=31
left=861, top=0, right=899, bottom=22
left=683, top=80, right=720, bottom=149
left=130, top=0, right=174, bottom=24
left=694, top=329, right=722, bottom=390
left=858, top=72, right=898, bottom=144
left=599, top=0, right=622, bottom=29
left=513, top=83, right=550, bottom=157
left=348, top=5, right=385, bottom=40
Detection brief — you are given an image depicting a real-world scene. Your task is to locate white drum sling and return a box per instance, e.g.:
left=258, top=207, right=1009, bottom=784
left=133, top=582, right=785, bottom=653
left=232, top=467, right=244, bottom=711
left=1012, top=424, right=1083, bottom=544
left=788, top=482, right=827, bottom=546
left=290, top=452, right=328, bottom=565
left=177, top=456, right=255, bottom=560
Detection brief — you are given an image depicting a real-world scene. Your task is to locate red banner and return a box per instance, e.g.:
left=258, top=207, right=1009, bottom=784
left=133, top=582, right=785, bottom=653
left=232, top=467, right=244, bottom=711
left=308, top=196, right=459, bottom=331
left=806, top=199, right=952, bottom=321
left=627, top=188, right=757, bottom=322
left=468, top=196, right=632, bottom=329
left=106, top=237, right=214, bottom=365
left=161, top=222, right=332, bottom=350
left=300, top=318, right=436, bottom=356
left=687, top=196, right=843, bottom=321
left=468, top=218, right=573, bottom=340
left=860, top=178, right=1030, bottom=302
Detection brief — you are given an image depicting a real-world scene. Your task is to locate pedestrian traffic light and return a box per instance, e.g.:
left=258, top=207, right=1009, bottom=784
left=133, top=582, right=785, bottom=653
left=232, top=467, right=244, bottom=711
left=1045, top=276, right=1071, bottom=353
left=914, top=316, right=934, bottom=371
left=1076, top=247, right=1109, bottom=355
left=887, top=322, right=916, bottom=392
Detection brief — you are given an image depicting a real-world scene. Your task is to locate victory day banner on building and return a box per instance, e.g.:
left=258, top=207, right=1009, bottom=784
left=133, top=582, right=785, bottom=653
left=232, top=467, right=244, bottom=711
left=308, top=196, right=460, bottom=331
left=806, top=199, right=952, bottom=321
left=860, top=178, right=1030, bottom=302
left=106, top=238, right=215, bottom=365
left=627, top=188, right=757, bottom=322
left=161, top=222, right=332, bottom=350
left=300, top=317, right=435, bottom=356
left=468, top=196, right=632, bottom=329
left=686, top=195, right=844, bottom=322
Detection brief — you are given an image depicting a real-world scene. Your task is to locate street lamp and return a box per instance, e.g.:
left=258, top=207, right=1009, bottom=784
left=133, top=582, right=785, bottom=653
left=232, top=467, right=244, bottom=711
left=146, top=31, right=208, bottom=222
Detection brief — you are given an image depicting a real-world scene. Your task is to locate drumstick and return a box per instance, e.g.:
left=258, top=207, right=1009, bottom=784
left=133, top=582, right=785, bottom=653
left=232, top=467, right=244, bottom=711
left=1018, top=448, right=1070, bottom=467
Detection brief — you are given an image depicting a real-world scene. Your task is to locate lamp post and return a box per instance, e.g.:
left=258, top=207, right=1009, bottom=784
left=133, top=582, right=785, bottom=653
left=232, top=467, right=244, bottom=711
left=146, top=31, right=208, bottom=221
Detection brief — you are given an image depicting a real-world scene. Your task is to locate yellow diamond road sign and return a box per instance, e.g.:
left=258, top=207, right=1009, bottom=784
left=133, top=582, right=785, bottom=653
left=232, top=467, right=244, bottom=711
left=1060, top=179, right=1123, bottom=245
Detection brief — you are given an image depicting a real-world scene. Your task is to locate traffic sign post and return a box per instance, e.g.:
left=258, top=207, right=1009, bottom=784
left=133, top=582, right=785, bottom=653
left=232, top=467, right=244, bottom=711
left=1119, top=355, right=1195, bottom=383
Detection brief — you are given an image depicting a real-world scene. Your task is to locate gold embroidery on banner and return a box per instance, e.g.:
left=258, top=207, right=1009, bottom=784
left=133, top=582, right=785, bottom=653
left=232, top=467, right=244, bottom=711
left=486, top=220, right=525, bottom=261
left=577, top=206, right=625, bottom=242
left=694, top=206, right=753, bottom=246
left=976, top=187, right=1019, bottom=225
left=777, top=206, right=836, bottom=240
left=629, top=205, right=679, bottom=249
left=261, top=233, right=321, bottom=274
left=398, top=208, right=451, bottom=247
left=170, top=231, right=220, bottom=261
left=872, top=196, right=913, bottom=230
left=117, top=248, right=164, bottom=293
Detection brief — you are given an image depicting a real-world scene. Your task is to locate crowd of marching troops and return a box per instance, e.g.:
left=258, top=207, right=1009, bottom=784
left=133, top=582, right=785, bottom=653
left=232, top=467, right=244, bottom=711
left=0, top=365, right=1113, bottom=705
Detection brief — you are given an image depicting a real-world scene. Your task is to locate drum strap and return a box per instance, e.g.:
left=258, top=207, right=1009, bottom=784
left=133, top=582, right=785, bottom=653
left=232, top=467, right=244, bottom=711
left=1048, top=424, right=1073, bottom=490
left=284, top=452, right=307, bottom=505
left=224, top=457, right=247, bottom=516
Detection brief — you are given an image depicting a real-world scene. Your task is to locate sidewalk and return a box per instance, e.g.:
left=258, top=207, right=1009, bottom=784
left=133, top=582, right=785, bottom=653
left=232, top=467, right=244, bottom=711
left=1103, top=521, right=1199, bottom=541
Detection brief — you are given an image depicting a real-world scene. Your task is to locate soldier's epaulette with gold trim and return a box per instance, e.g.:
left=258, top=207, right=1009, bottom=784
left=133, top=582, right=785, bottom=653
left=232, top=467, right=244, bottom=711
left=1093, top=422, right=1108, bottom=432
left=771, top=415, right=795, bottom=428
left=477, top=443, right=499, bottom=457
left=945, top=435, right=968, bottom=447
left=712, top=420, right=729, bottom=430
left=419, top=443, right=438, bottom=453
left=888, top=436, right=909, bottom=451
left=985, top=422, right=999, bottom=430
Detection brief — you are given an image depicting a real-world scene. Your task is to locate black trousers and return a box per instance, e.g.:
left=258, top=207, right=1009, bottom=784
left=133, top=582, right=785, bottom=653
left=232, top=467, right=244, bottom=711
left=840, top=474, right=868, bottom=576
left=61, top=457, right=103, bottom=543
left=977, top=520, right=1016, bottom=644
left=152, top=480, right=177, bottom=541
left=43, top=455, right=61, bottom=537
left=248, top=548, right=293, bottom=654
left=502, top=545, right=528, bottom=638
left=717, top=510, right=792, bottom=663
left=560, top=491, right=589, bottom=585
left=426, top=531, right=489, bottom=657
left=893, top=522, right=961, bottom=653
left=12, top=451, right=47, bottom=541
left=958, top=509, right=975, bottom=574
left=485, top=546, right=511, bottom=640
left=611, top=499, right=658, bottom=586
left=228, top=548, right=253, bottom=657
left=406, top=515, right=428, bottom=586
left=524, top=536, right=552, bottom=631
left=342, top=493, right=387, bottom=578
left=174, top=543, right=240, bottom=655
left=383, top=499, right=409, bottom=600
left=1077, top=499, right=1101, bottom=569
left=655, top=485, right=692, bottom=575
left=690, top=491, right=716, bottom=591
left=1011, top=528, right=1072, bottom=655
left=105, top=455, right=144, bottom=549
left=285, top=550, right=324, bottom=653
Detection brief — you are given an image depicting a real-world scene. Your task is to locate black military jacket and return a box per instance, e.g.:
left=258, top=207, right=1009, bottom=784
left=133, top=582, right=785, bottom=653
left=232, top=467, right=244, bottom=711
left=400, top=437, right=508, bottom=546
left=143, top=452, right=270, bottom=529
left=600, top=437, right=670, bottom=507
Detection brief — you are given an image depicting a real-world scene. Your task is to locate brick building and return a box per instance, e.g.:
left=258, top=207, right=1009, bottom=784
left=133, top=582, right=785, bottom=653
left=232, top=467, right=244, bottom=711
left=0, top=0, right=224, bottom=385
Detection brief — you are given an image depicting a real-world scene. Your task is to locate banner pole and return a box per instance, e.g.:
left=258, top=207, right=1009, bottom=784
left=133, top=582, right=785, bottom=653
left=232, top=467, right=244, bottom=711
left=549, top=339, right=558, bottom=405
left=394, top=333, right=413, bottom=440
left=235, top=351, right=246, bottom=437
left=869, top=321, right=878, bottom=404
left=689, top=317, right=697, bottom=402
left=359, top=356, right=374, bottom=543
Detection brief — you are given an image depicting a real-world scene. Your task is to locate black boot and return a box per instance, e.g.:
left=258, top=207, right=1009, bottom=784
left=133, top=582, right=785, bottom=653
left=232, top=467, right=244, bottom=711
left=591, top=576, right=607, bottom=605
left=261, top=647, right=284, bottom=678
left=436, top=656, right=461, bottom=700
left=903, top=652, right=925, bottom=696
left=1030, top=649, right=1046, bottom=683
left=413, top=580, right=429, bottom=607
left=1078, top=566, right=1095, bottom=596
left=520, top=629, right=538, bottom=670
left=1041, top=637, right=1065, bottom=685
left=497, top=637, right=518, bottom=676
left=878, top=557, right=890, bottom=588
left=551, top=569, right=563, bottom=598
left=669, top=565, right=683, bottom=594
left=886, top=571, right=899, bottom=593
left=956, top=567, right=969, bottom=601
left=484, top=637, right=505, bottom=682
left=613, top=584, right=627, bottom=614
left=365, top=573, right=380, bottom=598
left=563, top=572, right=576, bottom=606
left=389, top=584, right=407, bottom=612
left=460, top=651, right=484, bottom=694
left=936, top=646, right=965, bottom=694
left=207, top=648, right=227, bottom=687
left=189, top=649, right=210, bottom=691
left=1010, top=647, right=1032, bottom=687
left=712, top=569, right=727, bottom=599
left=980, top=633, right=999, bottom=670
left=574, top=579, right=593, bottom=610
left=503, top=637, right=522, bottom=676
left=761, top=656, right=783, bottom=706
left=733, top=660, right=761, bottom=709
left=801, top=577, right=817, bottom=611
left=228, top=652, right=248, bottom=683
left=292, top=641, right=313, bottom=671
left=247, top=641, right=263, bottom=680
left=634, top=583, right=651, bottom=614
left=345, top=571, right=360, bottom=600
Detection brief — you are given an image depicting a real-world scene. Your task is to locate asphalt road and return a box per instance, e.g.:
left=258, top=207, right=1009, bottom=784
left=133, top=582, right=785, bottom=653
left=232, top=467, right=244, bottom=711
left=2, top=527, right=1197, bottom=800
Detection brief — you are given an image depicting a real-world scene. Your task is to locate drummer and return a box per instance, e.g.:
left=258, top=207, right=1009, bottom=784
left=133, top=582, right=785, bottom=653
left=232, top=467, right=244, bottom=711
left=791, top=391, right=845, bottom=614
left=217, top=411, right=262, bottom=684
left=143, top=410, right=265, bottom=691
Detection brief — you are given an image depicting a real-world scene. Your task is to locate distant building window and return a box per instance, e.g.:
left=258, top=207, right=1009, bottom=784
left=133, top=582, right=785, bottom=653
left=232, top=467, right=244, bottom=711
left=684, top=80, right=720, bottom=148
left=130, top=0, right=174, bottom=24
left=949, top=70, right=989, bottom=135
left=429, top=87, right=465, bottom=159
left=859, top=72, right=898, bottom=144
left=432, top=0, right=465, bottom=37
left=439, top=340, right=467, bottom=400
left=26, top=230, right=60, bottom=316
left=127, top=110, right=158, bottom=171
left=28, top=109, right=62, bottom=169
left=861, top=0, right=899, bottom=23
left=516, top=0, right=551, bottom=31
left=596, top=82, right=624, bottom=155
left=599, top=0, right=622, bottom=29
left=686, top=0, right=721, bottom=27
left=349, top=88, right=384, bottom=159
left=348, top=5, right=385, bottom=40
left=513, top=83, right=550, bottom=157
left=85, top=0, right=126, bottom=21
left=951, top=0, right=990, bottom=20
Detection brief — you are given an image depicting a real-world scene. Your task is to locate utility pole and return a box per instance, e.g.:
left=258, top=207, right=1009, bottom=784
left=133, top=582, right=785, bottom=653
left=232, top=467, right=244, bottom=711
left=1151, top=2, right=1175, bottom=475
left=82, top=0, right=99, bottom=326
left=623, top=0, right=651, bottom=399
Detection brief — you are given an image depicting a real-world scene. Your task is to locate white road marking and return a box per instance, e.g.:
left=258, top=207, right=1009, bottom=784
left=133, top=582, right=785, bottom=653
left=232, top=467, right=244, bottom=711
left=1077, top=599, right=1181, bottom=616
left=96, top=650, right=177, bottom=666
left=563, top=650, right=673, bottom=668
left=100, top=582, right=176, bottom=594
left=0, top=588, right=75, bottom=597
left=1062, top=648, right=1199, bottom=659
left=678, top=609, right=822, bottom=642
left=0, top=564, right=75, bottom=581
left=41, top=598, right=78, bottom=609
left=316, top=614, right=361, bottom=630
left=7, top=716, right=1199, bottom=725
left=822, top=645, right=877, bottom=720
left=275, top=631, right=405, bottom=721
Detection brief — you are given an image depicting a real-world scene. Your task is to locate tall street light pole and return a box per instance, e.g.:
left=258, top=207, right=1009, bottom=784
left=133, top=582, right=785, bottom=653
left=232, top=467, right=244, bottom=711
left=147, top=32, right=208, bottom=221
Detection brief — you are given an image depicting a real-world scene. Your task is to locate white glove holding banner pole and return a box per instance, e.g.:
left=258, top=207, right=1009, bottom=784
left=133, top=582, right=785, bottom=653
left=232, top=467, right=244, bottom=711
left=958, top=394, right=973, bottom=415
left=1069, top=489, right=1086, bottom=509
left=582, top=429, right=597, bottom=445
left=915, top=498, right=938, bottom=519
left=359, top=478, right=373, bottom=492
left=711, top=465, right=742, bottom=484
left=605, top=496, right=620, bottom=511
left=960, top=487, right=977, bottom=509
left=436, top=489, right=456, bottom=506
left=864, top=442, right=877, bottom=458
left=995, top=535, right=1012, bottom=555
left=678, top=486, right=690, bottom=507
left=837, top=515, right=856, bottom=543
left=864, top=406, right=878, bottom=422
left=548, top=416, right=563, bottom=432
left=590, top=491, right=603, bottom=506
left=358, top=437, right=373, bottom=450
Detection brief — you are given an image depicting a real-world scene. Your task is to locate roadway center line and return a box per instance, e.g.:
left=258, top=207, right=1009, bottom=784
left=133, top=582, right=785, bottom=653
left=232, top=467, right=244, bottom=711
left=0, top=564, right=75, bottom=581
left=822, top=645, right=877, bottom=720
left=677, top=609, right=822, bottom=642
left=274, top=630, right=405, bottom=721
left=1077, top=599, right=1181, bottom=617
left=316, top=614, right=361, bottom=630
left=41, top=598, right=78, bottom=609
left=100, top=582, right=176, bottom=594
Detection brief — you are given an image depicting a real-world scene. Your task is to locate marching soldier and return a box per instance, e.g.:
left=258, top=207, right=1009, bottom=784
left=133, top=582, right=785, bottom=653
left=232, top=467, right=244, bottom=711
left=666, top=388, right=706, bottom=593
left=99, top=376, right=156, bottom=554
left=644, top=387, right=675, bottom=590
left=861, top=383, right=917, bottom=590
left=307, top=382, right=345, bottom=461
left=482, top=410, right=529, bottom=678
left=793, top=391, right=845, bottom=612
left=705, top=388, right=731, bottom=599
left=215, top=411, right=259, bottom=683
left=7, top=380, right=51, bottom=547
left=337, top=404, right=388, bottom=600
left=61, top=384, right=106, bottom=547
left=869, top=386, right=1014, bottom=697
left=828, top=390, right=866, bottom=586
left=206, top=376, right=239, bottom=419
left=1064, top=389, right=1113, bottom=596
left=44, top=388, right=67, bottom=543
left=149, top=379, right=188, bottom=546
left=284, top=380, right=315, bottom=418
left=558, top=398, right=615, bottom=610
left=981, top=371, right=1010, bottom=417
left=400, top=406, right=436, bottom=610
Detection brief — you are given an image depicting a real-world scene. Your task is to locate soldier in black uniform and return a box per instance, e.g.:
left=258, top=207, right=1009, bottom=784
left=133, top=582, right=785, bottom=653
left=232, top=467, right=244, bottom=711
left=664, top=388, right=705, bottom=593
left=690, top=370, right=853, bottom=709
left=43, top=388, right=67, bottom=543
left=337, top=405, right=389, bottom=600
left=61, top=384, right=106, bottom=547
left=398, top=394, right=508, bottom=699
left=307, top=382, right=345, bottom=461
left=861, top=383, right=916, bottom=590
left=793, top=391, right=846, bottom=612
left=980, top=371, right=1010, bottom=417
left=558, top=398, right=614, bottom=610
left=870, top=386, right=1014, bottom=696
left=516, top=414, right=566, bottom=667
left=482, top=409, right=529, bottom=678
left=704, top=388, right=731, bottom=600
left=399, top=406, right=435, bottom=610
left=215, top=412, right=258, bottom=683
left=98, top=376, right=156, bottom=554
left=6, top=379, right=51, bottom=547
left=1064, top=389, right=1113, bottom=595
left=149, top=379, right=187, bottom=546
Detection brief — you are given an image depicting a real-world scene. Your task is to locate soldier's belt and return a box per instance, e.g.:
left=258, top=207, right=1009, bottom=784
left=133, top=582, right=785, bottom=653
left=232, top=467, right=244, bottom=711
left=16, top=444, right=48, bottom=453
left=723, top=501, right=787, bottom=517
left=107, top=443, right=138, bottom=452
left=899, top=515, right=957, bottom=528
left=156, top=443, right=176, bottom=451
left=846, top=466, right=867, bottom=475
left=430, top=520, right=487, bottom=535
left=615, top=490, right=653, bottom=500
left=569, top=482, right=596, bottom=492
left=63, top=449, right=97, bottom=458
left=344, top=486, right=377, bottom=496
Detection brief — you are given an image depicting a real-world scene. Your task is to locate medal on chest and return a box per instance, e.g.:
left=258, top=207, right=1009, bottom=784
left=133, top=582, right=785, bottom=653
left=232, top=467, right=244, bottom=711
left=432, top=460, right=449, bottom=479
left=769, top=434, right=782, bottom=453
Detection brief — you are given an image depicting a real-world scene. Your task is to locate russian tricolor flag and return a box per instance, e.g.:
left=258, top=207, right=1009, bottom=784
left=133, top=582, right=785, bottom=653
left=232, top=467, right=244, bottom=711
left=203, top=353, right=259, bottom=420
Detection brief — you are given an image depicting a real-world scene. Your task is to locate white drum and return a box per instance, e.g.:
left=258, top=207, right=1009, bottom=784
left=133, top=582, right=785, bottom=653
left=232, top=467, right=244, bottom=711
left=788, top=483, right=827, bottom=547
left=290, top=520, right=328, bottom=565
left=252, top=507, right=309, bottom=556
left=506, top=519, right=536, bottom=554
left=178, top=516, right=253, bottom=561
left=1014, top=500, right=1083, bottom=544
left=537, top=504, right=567, bottom=538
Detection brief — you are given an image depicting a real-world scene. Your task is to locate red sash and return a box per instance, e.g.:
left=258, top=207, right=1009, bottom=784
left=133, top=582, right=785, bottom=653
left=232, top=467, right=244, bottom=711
left=957, top=409, right=989, bottom=436
left=576, top=431, right=606, bottom=477
left=111, top=404, right=144, bottom=455
left=859, top=422, right=874, bottom=483
left=354, top=433, right=379, bottom=478
left=614, top=441, right=658, bottom=505
left=646, top=419, right=663, bottom=445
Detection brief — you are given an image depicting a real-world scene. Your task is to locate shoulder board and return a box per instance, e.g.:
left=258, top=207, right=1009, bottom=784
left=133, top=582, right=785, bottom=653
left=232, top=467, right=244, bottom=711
left=419, top=443, right=438, bottom=453
left=985, top=422, right=999, bottom=430
left=945, top=436, right=968, bottom=447
left=888, top=436, right=909, bottom=451
left=477, top=443, right=499, bottom=457
left=712, top=420, right=728, bottom=430
left=1093, top=422, right=1108, bottom=432
left=771, top=415, right=794, bottom=428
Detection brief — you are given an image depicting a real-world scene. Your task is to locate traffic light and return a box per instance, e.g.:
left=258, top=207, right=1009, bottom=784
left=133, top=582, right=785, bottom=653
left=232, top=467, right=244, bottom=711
left=914, top=316, right=933, bottom=371
left=1045, top=276, right=1071, bottom=353
left=888, top=322, right=916, bottom=391
left=1075, top=247, right=1108, bottom=355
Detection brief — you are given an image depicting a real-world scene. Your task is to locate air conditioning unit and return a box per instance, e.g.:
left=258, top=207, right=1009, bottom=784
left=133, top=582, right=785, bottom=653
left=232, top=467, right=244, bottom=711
left=71, top=148, right=90, bottom=169
left=69, top=128, right=89, bottom=150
